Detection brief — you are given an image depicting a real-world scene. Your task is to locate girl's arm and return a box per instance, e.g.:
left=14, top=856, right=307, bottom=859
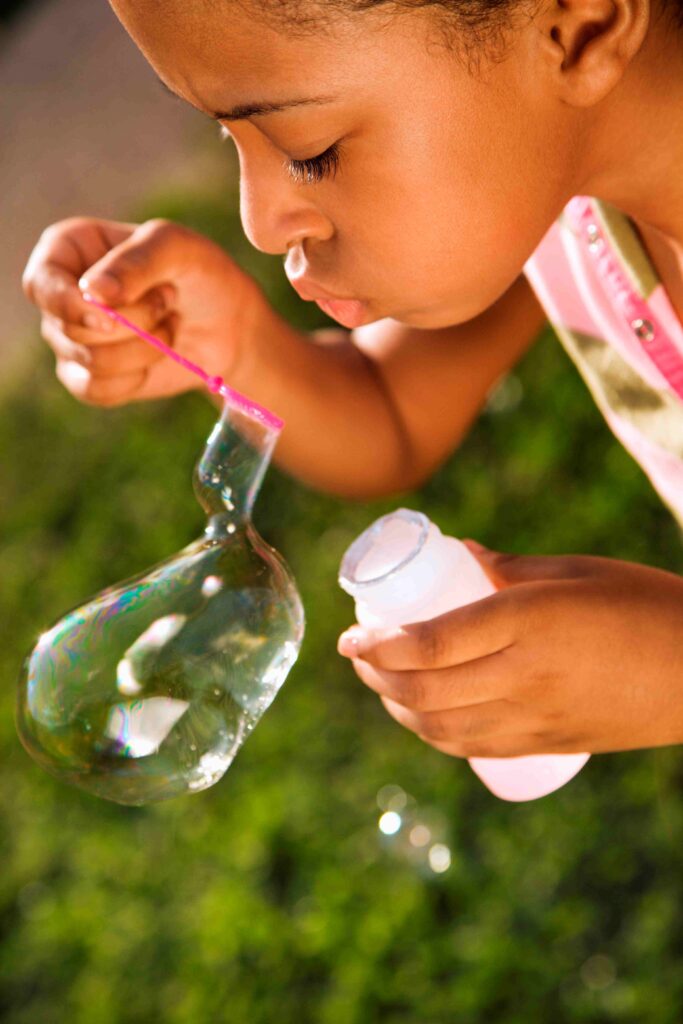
left=24, top=218, right=545, bottom=498
left=227, top=274, right=546, bottom=497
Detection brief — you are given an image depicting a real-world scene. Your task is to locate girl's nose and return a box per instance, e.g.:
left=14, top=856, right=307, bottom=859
left=238, top=148, right=334, bottom=256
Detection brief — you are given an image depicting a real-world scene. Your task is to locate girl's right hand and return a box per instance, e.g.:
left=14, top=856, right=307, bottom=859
left=22, top=217, right=267, bottom=406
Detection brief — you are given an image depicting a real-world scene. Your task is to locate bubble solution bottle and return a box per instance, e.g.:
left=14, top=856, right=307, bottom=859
left=339, top=509, right=589, bottom=801
left=17, top=398, right=304, bottom=806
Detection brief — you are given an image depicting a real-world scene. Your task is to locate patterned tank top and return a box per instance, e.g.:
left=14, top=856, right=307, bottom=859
left=524, top=196, right=683, bottom=530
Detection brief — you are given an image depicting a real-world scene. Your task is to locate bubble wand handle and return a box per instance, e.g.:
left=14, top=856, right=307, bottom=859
left=82, top=292, right=284, bottom=432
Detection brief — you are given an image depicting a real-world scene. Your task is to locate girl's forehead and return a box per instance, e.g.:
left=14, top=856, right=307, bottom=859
left=117, top=0, right=366, bottom=69
left=112, top=0, right=445, bottom=104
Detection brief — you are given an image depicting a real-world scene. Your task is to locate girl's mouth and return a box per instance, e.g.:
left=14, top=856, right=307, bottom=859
left=313, top=298, right=369, bottom=329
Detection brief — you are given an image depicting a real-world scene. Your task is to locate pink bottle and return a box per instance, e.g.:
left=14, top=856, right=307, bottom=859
left=339, top=509, right=589, bottom=801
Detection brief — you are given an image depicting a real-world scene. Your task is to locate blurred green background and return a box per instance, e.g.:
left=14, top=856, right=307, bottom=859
left=2, top=184, right=683, bottom=1024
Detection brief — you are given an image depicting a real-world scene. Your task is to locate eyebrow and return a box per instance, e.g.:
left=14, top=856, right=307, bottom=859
left=157, top=76, right=336, bottom=122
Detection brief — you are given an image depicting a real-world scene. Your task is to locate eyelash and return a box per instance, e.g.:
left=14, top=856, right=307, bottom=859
left=219, top=126, right=341, bottom=185
left=286, top=143, right=341, bottom=184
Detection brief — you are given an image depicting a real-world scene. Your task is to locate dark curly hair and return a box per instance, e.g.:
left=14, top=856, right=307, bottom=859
left=251, top=0, right=683, bottom=61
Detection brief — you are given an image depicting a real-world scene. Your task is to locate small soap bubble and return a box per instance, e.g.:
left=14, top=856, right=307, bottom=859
left=376, top=784, right=407, bottom=812
left=580, top=954, right=616, bottom=991
left=409, top=824, right=431, bottom=848
left=374, top=787, right=452, bottom=877
left=428, top=844, right=451, bottom=874
left=378, top=811, right=402, bottom=835
left=485, top=373, right=523, bottom=414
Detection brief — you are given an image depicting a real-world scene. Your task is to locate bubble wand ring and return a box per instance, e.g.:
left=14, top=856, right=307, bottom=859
left=82, top=292, right=284, bottom=432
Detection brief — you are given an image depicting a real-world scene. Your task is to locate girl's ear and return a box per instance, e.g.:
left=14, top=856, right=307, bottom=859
left=536, top=0, right=651, bottom=106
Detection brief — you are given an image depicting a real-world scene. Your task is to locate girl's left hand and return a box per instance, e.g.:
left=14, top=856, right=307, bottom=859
left=337, top=543, right=683, bottom=757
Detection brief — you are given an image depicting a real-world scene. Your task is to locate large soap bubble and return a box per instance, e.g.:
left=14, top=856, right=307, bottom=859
left=17, top=399, right=304, bottom=805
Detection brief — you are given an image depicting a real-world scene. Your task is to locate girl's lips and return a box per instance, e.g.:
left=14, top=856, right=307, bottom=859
left=314, top=298, right=368, bottom=329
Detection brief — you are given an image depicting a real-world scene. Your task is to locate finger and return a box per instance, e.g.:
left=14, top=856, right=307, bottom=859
left=23, top=218, right=134, bottom=325
left=427, top=734, right=528, bottom=759
left=462, top=540, right=592, bottom=588
left=338, top=589, right=519, bottom=672
left=41, top=315, right=93, bottom=367
left=26, top=261, right=98, bottom=327
left=55, top=360, right=147, bottom=408
left=42, top=315, right=165, bottom=377
left=79, top=219, right=193, bottom=307
left=67, top=286, right=175, bottom=344
left=380, top=696, right=520, bottom=755
left=107, top=314, right=201, bottom=402
left=350, top=647, right=509, bottom=712
left=128, top=342, right=201, bottom=401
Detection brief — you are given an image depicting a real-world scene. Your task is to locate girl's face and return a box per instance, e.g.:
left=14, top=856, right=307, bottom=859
left=111, top=0, right=586, bottom=329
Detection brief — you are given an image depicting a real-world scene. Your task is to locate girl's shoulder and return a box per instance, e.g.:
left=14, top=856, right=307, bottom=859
left=524, top=194, right=683, bottom=385
left=523, top=195, right=683, bottom=532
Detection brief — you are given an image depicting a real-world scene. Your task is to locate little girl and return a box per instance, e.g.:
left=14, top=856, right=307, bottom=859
left=23, top=0, right=683, bottom=761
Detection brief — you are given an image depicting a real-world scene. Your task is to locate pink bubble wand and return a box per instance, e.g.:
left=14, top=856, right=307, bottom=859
left=82, top=293, right=284, bottom=432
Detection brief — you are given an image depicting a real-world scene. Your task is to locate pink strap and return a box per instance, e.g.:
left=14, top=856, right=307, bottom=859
left=565, top=197, right=683, bottom=401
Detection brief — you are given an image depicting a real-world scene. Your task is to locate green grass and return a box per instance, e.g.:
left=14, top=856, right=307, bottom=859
left=1, top=187, right=682, bottom=1024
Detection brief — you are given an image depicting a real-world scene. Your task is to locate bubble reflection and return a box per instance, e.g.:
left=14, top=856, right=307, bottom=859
left=201, top=575, right=223, bottom=598
left=104, top=697, right=189, bottom=759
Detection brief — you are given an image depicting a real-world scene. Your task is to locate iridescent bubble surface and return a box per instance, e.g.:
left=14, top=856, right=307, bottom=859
left=17, top=401, right=304, bottom=805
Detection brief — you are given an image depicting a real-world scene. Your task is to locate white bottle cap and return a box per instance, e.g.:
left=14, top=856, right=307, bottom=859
left=339, top=509, right=451, bottom=624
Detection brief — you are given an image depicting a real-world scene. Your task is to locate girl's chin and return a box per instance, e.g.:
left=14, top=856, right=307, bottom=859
left=384, top=308, right=458, bottom=330
left=390, top=299, right=492, bottom=330
left=315, top=294, right=485, bottom=332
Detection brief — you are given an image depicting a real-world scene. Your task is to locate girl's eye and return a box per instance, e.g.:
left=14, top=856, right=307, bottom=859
left=286, top=143, right=341, bottom=185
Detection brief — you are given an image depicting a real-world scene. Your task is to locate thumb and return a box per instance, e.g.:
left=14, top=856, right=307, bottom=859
left=462, top=538, right=518, bottom=589
left=79, top=219, right=188, bottom=306
left=461, top=539, right=586, bottom=588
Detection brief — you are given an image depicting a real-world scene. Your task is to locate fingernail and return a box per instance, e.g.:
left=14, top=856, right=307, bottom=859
left=338, top=628, right=366, bottom=657
left=83, top=312, right=113, bottom=332
left=79, top=272, right=120, bottom=302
